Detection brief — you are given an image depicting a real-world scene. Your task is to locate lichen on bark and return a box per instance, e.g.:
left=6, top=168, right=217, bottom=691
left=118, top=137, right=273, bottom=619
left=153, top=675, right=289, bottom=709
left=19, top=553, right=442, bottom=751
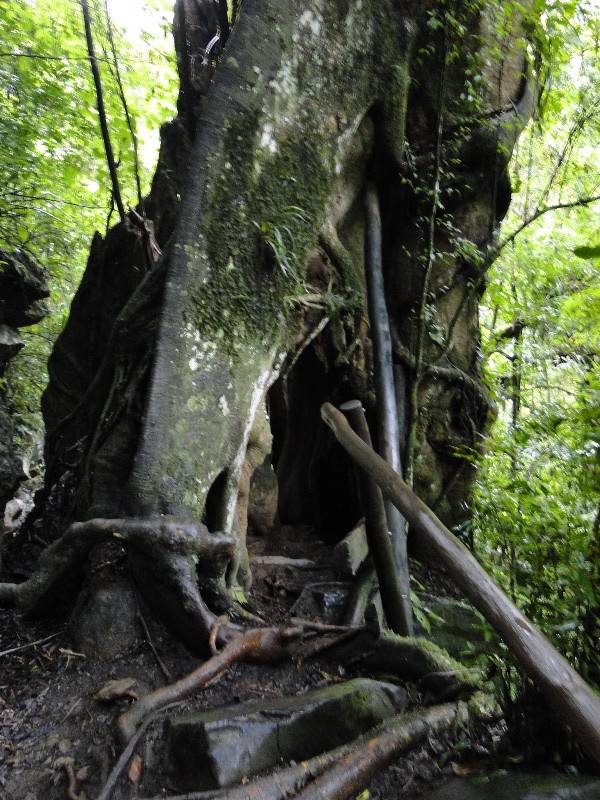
left=127, top=0, right=415, bottom=531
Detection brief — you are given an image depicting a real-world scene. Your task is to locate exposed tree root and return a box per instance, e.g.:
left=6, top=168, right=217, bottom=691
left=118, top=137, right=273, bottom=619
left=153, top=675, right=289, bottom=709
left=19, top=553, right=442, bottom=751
left=328, top=624, right=480, bottom=698
left=292, top=703, right=468, bottom=800
left=116, top=625, right=303, bottom=745
left=139, top=702, right=469, bottom=800
left=0, top=516, right=234, bottom=614
left=0, top=522, right=109, bottom=608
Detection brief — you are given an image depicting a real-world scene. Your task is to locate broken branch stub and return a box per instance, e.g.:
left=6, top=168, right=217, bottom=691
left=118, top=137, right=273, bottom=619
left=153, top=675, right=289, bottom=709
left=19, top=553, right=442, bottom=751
left=321, top=401, right=600, bottom=764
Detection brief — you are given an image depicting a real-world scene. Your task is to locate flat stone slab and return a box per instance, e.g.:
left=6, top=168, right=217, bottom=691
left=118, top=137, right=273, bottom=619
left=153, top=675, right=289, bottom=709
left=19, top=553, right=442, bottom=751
left=169, top=677, right=406, bottom=790
left=333, top=520, right=368, bottom=576
left=414, top=772, right=600, bottom=800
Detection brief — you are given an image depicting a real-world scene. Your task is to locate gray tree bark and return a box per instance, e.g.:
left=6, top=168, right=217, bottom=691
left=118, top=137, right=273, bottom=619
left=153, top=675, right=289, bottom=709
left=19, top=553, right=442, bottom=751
left=14, top=0, right=535, bottom=652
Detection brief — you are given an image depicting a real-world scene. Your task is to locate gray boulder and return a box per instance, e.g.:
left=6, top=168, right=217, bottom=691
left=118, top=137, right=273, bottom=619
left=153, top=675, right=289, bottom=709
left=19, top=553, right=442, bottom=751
left=169, top=677, right=406, bottom=790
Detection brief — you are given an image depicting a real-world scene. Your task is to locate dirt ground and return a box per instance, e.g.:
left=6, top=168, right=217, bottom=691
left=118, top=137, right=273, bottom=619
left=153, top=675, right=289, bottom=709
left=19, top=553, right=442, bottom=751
left=0, top=526, right=521, bottom=800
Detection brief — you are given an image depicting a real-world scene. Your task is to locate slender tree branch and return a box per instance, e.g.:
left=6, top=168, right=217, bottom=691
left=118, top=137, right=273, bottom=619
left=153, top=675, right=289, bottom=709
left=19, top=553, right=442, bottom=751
left=0, top=50, right=111, bottom=62
left=437, top=192, right=600, bottom=364
left=2, top=190, right=103, bottom=209
left=497, top=193, right=600, bottom=254
left=0, top=51, right=165, bottom=65
left=80, top=0, right=125, bottom=221
left=535, top=98, right=600, bottom=212
left=104, top=0, right=143, bottom=207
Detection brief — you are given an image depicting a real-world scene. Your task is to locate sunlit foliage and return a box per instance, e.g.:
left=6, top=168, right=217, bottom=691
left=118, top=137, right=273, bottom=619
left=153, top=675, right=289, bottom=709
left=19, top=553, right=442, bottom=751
left=473, top=0, right=600, bottom=683
left=0, top=0, right=177, bottom=443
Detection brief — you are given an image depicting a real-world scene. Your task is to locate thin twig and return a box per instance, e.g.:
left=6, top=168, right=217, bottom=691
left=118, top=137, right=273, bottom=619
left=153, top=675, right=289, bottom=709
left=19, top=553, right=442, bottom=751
left=0, top=631, right=60, bottom=658
left=136, top=602, right=171, bottom=681
left=290, top=618, right=354, bottom=633
left=95, top=702, right=183, bottom=800
left=298, top=628, right=362, bottom=660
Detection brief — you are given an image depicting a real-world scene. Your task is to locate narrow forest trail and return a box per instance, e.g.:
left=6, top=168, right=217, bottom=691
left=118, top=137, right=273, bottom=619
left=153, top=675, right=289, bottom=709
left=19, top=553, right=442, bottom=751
left=0, top=518, right=485, bottom=799
left=2, top=516, right=599, bottom=800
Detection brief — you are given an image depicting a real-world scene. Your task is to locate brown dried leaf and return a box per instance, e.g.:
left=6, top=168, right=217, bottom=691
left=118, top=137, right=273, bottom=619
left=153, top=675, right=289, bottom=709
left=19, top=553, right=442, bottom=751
left=128, top=754, right=143, bottom=784
left=451, top=761, right=472, bottom=776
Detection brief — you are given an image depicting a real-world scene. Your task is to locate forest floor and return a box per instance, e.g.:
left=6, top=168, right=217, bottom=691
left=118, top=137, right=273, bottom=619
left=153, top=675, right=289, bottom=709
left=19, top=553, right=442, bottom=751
left=0, top=522, right=591, bottom=800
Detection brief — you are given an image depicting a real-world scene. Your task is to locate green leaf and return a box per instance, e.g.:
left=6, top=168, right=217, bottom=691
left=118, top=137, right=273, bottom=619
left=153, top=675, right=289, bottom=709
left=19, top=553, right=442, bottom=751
left=573, top=245, right=600, bottom=260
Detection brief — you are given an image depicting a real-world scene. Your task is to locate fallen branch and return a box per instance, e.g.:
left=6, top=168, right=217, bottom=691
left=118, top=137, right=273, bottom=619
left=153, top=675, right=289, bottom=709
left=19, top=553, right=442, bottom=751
left=138, top=702, right=469, bottom=800
left=293, top=703, right=467, bottom=800
left=96, top=701, right=184, bottom=800
left=321, top=401, right=600, bottom=763
left=116, top=626, right=302, bottom=744
left=0, top=631, right=60, bottom=657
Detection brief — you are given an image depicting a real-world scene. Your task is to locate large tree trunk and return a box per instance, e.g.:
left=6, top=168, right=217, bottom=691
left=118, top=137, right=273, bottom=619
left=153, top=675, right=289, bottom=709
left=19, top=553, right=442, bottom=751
left=24, top=0, right=534, bottom=654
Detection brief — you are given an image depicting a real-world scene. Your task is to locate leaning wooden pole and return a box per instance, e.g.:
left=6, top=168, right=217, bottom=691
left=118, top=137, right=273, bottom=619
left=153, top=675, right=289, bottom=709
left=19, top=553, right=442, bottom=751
left=340, top=400, right=411, bottom=635
left=364, top=183, right=413, bottom=634
left=365, top=188, right=412, bottom=608
left=321, top=401, right=600, bottom=763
